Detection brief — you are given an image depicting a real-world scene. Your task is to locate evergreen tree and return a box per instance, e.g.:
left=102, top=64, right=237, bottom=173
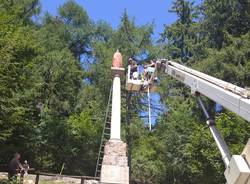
left=0, top=0, right=40, bottom=155
left=201, top=0, right=250, bottom=48
left=160, top=0, right=200, bottom=63
left=58, top=0, right=93, bottom=61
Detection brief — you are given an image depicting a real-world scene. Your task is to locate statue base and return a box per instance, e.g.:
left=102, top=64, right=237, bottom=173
left=111, top=67, right=125, bottom=77
left=100, top=139, right=129, bottom=184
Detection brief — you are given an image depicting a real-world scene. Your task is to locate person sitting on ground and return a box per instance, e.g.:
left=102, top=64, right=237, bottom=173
left=8, top=153, right=24, bottom=181
left=128, top=58, right=138, bottom=79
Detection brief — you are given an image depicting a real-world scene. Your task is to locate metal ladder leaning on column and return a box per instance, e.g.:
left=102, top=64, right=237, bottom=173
left=94, top=86, right=113, bottom=179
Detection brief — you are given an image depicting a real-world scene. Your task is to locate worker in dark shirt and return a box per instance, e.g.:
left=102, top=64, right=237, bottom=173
left=8, top=153, right=24, bottom=181
left=128, top=58, right=138, bottom=79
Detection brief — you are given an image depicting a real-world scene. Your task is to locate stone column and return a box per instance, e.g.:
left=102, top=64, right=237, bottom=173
left=100, top=51, right=129, bottom=184
left=110, top=75, right=121, bottom=140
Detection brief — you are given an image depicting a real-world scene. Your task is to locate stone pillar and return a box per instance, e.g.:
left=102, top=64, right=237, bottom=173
left=100, top=51, right=129, bottom=184
left=110, top=75, right=121, bottom=140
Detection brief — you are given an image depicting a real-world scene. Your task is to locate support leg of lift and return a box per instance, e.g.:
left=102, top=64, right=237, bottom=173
left=196, top=95, right=231, bottom=167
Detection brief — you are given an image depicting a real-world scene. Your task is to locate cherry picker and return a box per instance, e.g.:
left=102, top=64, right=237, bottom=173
left=126, top=59, right=250, bottom=184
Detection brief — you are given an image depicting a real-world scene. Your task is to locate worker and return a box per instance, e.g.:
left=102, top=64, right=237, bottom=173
left=128, top=58, right=138, bottom=79
left=143, top=59, right=156, bottom=80
left=8, top=153, right=24, bottom=181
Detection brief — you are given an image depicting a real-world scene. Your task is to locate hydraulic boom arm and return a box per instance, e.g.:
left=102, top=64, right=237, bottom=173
left=158, top=60, right=250, bottom=122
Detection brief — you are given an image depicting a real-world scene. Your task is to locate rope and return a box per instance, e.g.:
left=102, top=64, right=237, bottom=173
left=147, top=86, right=152, bottom=131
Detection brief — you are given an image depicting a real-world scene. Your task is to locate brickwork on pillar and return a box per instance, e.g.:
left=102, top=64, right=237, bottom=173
left=102, top=140, right=127, bottom=166
left=100, top=140, right=129, bottom=184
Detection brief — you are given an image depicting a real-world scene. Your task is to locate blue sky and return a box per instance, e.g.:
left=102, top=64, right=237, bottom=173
left=41, top=0, right=178, bottom=39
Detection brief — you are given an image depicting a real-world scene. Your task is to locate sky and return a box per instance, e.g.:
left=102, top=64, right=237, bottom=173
left=40, top=0, right=178, bottom=39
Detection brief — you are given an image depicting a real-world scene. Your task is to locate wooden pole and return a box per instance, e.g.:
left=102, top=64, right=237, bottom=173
left=35, top=173, right=40, bottom=184
left=80, top=177, right=84, bottom=184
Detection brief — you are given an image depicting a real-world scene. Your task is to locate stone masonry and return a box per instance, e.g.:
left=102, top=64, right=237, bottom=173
left=100, top=139, right=129, bottom=184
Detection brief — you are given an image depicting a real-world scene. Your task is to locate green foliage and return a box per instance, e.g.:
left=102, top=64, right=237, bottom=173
left=201, top=0, right=250, bottom=48
left=58, top=0, right=93, bottom=61
left=160, top=0, right=201, bottom=63
left=0, top=10, right=39, bottom=143
left=0, top=0, right=250, bottom=183
left=112, top=11, right=154, bottom=62
left=196, top=32, right=250, bottom=87
left=132, top=134, right=166, bottom=183
left=0, top=0, right=40, bottom=24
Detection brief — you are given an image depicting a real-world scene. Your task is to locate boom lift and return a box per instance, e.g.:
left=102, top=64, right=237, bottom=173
left=126, top=59, right=250, bottom=184
left=126, top=65, right=158, bottom=92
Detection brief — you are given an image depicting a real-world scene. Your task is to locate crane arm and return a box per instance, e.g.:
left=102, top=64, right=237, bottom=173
left=158, top=60, right=250, bottom=122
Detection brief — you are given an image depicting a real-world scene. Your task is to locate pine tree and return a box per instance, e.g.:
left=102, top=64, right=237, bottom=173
left=160, top=0, right=199, bottom=63
left=201, top=0, right=250, bottom=48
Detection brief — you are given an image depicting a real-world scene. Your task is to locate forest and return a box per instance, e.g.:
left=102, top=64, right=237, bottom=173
left=0, top=0, right=250, bottom=183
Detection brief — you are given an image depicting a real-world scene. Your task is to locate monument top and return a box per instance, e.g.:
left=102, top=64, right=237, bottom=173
left=112, top=50, right=123, bottom=68
left=111, top=50, right=125, bottom=76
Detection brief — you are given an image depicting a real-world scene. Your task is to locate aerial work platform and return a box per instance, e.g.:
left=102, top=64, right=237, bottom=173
left=125, top=78, right=158, bottom=92
left=125, top=60, right=165, bottom=130
left=125, top=61, right=164, bottom=93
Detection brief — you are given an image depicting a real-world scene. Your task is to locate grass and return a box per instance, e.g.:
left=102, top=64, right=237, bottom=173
left=39, top=181, right=64, bottom=184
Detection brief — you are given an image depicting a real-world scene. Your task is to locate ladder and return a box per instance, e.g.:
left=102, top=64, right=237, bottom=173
left=94, top=86, right=112, bottom=179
